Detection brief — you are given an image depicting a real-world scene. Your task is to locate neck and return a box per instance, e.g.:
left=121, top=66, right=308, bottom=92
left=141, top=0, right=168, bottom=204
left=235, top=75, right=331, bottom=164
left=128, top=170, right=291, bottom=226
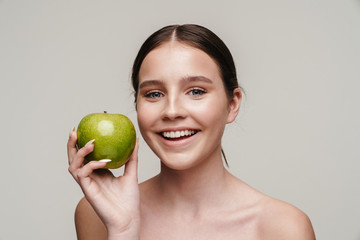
left=156, top=150, right=231, bottom=211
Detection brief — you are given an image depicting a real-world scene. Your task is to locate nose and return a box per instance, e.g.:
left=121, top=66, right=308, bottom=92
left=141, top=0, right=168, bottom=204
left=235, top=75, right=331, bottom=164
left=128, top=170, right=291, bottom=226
left=161, top=94, right=187, bottom=121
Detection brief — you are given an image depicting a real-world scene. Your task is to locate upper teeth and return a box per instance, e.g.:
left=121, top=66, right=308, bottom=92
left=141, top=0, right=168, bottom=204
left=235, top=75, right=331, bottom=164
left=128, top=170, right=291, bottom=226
left=162, top=130, right=196, bottom=138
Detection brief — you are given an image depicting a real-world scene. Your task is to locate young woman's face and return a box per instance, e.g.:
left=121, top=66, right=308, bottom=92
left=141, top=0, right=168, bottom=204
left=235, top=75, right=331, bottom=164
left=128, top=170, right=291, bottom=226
left=136, top=41, right=238, bottom=170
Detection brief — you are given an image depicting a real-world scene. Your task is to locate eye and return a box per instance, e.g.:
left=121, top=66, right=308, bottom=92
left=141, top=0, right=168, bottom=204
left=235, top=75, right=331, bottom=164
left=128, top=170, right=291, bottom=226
left=144, top=90, right=164, bottom=99
left=188, top=88, right=206, bottom=97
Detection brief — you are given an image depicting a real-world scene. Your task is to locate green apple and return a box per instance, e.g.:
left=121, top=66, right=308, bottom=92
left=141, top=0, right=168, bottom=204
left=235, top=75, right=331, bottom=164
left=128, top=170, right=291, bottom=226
left=76, top=111, right=136, bottom=169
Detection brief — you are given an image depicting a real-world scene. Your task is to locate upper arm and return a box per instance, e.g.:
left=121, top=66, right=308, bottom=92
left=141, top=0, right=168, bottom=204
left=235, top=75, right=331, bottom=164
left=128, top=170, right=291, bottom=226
left=74, top=197, right=107, bottom=240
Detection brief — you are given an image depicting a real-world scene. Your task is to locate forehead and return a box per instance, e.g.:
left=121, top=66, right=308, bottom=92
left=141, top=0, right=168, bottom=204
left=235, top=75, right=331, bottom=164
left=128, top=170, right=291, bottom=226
left=138, top=41, right=222, bottom=82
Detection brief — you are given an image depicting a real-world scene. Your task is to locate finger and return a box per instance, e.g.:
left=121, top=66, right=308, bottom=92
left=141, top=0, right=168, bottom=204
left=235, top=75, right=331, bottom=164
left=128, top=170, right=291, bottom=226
left=78, top=160, right=108, bottom=179
left=68, top=139, right=95, bottom=173
left=67, top=126, right=77, bottom=163
left=123, top=138, right=139, bottom=179
left=77, top=160, right=109, bottom=193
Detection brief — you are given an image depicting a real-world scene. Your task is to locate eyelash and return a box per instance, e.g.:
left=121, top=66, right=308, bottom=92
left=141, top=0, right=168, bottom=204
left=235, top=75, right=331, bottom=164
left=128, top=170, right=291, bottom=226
left=144, top=90, right=164, bottom=99
left=143, top=87, right=207, bottom=100
left=188, top=87, right=206, bottom=97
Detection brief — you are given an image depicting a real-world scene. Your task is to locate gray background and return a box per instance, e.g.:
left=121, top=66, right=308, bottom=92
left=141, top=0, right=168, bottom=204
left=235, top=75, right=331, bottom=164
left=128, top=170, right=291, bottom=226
left=1, top=0, right=359, bottom=239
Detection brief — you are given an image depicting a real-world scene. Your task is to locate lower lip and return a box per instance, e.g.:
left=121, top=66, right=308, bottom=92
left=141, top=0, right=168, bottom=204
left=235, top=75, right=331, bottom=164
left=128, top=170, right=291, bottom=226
left=159, top=132, right=198, bottom=147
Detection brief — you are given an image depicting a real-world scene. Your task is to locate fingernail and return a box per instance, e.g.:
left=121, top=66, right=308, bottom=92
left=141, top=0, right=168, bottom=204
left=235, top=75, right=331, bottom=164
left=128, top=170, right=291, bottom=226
left=69, top=126, right=76, bottom=137
left=85, top=139, right=95, bottom=146
left=99, top=159, right=111, bottom=163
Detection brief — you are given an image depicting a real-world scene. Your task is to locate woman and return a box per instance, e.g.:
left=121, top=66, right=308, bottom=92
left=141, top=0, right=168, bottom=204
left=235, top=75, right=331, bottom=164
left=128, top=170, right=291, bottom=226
left=68, top=24, right=315, bottom=240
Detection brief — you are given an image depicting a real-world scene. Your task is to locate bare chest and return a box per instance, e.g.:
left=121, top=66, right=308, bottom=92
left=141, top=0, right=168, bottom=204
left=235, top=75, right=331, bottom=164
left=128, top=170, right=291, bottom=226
left=140, top=209, right=262, bottom=240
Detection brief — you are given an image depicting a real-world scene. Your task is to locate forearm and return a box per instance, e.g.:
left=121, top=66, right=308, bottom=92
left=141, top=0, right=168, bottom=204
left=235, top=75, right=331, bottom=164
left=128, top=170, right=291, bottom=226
left=107, top=222, right=140, bottom=240
left=107, top=229, right=140, bottom=240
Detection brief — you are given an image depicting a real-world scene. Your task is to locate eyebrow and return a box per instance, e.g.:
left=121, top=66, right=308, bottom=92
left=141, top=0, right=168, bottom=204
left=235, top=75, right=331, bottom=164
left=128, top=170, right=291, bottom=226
left=181, top=76, right=213, bottom=84
left=138, top=80, right=164, bottom=89
left=139, top=76, right=213, bottom=89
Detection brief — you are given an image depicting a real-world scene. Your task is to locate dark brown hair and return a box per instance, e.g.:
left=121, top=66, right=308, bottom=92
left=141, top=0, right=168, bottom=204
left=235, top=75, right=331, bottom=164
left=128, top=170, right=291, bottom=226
left=131, top=24, right=240, bottom=103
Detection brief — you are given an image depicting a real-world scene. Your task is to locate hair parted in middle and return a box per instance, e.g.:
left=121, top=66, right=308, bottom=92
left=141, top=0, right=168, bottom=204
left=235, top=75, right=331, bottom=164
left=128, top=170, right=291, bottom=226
left=131, top=24, right=240, bottom=104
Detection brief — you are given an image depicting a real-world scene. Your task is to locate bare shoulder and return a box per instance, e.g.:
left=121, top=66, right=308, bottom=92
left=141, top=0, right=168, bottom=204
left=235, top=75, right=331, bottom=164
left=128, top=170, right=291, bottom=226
left=258, top=196, right=316, bottom=240
left=74, top=197, right=107, bottom=240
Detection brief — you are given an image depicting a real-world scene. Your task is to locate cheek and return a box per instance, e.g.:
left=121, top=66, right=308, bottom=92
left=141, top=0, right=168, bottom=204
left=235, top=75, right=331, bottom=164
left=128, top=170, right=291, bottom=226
left=136, top=103, right=153, bottom=132
left=187, top=98, right=229, bottom=126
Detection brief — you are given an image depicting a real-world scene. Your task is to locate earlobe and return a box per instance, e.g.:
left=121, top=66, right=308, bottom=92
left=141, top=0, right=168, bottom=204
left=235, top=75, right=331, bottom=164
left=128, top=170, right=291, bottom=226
left=226, top=88, right=242, bottom=124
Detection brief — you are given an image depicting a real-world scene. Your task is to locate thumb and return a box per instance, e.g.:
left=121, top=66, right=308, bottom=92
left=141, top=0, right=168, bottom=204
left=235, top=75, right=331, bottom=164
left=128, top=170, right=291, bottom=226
left=123, top=138, right=139, bottom=179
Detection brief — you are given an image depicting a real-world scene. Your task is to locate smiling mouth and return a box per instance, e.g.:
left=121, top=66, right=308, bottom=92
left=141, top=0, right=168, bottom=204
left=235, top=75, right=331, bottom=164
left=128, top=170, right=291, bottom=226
left=160, top=130, right=199, bottom=140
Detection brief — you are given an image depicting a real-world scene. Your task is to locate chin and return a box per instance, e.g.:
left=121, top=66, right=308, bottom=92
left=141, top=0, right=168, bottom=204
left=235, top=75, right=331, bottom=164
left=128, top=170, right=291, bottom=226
left=161, top=161, right=195, bottom=171
left=157, top=152, right=206, bottom=172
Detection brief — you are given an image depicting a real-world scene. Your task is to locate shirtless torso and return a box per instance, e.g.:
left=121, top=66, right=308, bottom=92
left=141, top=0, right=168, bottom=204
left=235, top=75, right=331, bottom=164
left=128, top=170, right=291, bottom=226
left=75, top=172, right=315, bottom=240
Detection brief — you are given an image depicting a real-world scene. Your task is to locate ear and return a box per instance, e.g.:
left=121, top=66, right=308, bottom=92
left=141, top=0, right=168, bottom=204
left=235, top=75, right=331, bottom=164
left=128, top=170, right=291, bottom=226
left=226, top=88, right=242, bottom=124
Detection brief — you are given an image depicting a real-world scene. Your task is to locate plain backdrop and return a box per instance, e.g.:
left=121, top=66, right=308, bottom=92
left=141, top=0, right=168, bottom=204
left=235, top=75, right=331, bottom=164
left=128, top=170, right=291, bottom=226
left=0, top=0, right=359, bottom=239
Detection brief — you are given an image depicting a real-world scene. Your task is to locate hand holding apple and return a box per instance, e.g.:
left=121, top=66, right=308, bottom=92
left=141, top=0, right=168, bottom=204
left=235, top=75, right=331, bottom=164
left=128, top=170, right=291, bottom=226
left=67, top=126, right=141, bottom=239
left=76, top=111, right=136, bottom=169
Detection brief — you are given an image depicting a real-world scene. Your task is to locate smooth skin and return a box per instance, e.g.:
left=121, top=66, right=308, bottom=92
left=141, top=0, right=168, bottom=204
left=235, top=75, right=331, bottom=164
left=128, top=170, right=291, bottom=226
left=68, top=41, right=315, bottom=240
